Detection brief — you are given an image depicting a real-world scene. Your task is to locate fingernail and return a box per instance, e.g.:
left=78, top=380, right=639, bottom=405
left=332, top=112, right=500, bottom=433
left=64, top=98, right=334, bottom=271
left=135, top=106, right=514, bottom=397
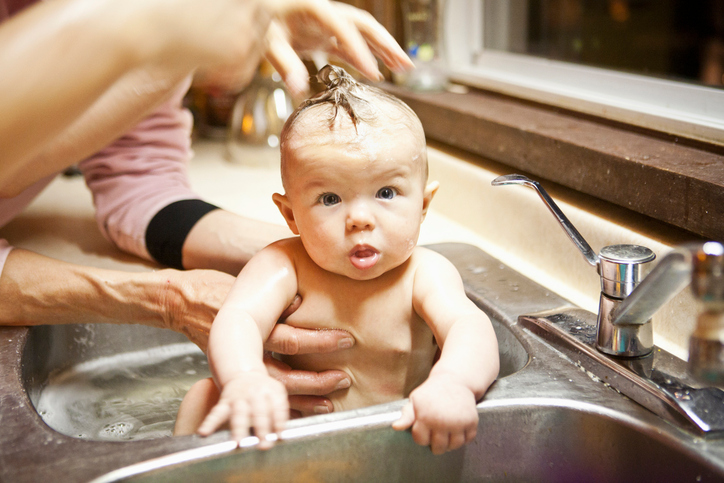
left=335, top=378, right=351, bottom=390
left=338, top=337, right=354, bottom=349
left=314, top=405, right=331, bottom=414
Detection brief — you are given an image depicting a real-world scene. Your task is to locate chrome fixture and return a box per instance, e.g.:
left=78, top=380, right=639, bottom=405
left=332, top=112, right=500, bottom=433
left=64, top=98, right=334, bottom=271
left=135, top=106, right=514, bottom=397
left=492, top=174, right=724, bottom=386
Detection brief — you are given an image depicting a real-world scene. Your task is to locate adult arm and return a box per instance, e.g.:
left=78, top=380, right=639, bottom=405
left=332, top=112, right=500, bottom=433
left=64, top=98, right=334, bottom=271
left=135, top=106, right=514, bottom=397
left=0, top=0, right=410, bottom=194
left=0, top=248, right=228, bottom=348
left=0, top=246, right=351, bottom=407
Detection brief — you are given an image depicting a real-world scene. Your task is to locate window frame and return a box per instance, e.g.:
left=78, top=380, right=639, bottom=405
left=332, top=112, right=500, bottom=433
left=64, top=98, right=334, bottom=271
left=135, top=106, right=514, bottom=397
left=444, top=0, right=724, bottom=147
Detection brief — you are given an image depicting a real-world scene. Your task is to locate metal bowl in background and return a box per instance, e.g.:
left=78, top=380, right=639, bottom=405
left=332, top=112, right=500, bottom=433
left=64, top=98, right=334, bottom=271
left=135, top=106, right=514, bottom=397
left=226, top=62, right=294, bottom=168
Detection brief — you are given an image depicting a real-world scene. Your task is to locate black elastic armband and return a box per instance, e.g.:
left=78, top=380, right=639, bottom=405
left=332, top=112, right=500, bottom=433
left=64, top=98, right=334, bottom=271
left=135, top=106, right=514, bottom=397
left=145, top=199, right=220, bottom=269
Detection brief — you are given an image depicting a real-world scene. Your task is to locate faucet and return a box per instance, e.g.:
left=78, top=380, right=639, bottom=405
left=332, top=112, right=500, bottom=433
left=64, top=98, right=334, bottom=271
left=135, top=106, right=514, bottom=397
left=492, top=174, right=724, bottom=387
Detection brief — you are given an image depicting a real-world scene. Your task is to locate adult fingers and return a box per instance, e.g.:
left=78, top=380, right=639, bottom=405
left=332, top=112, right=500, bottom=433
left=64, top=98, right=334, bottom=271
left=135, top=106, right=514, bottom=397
left=284, top=369, right=350, bottom=396
left=288, top=395, right=333, bottom=415
left=265, top=21, right=310, bottom=98
left=278, top=294, right=302, bottom=321
left=265, top=324, right=355, bottom=355
left=264, top=355, right=352, bottom=396
left=334, top=2, right=413, bottom=74
left=276, top=1, right=381, bottom=81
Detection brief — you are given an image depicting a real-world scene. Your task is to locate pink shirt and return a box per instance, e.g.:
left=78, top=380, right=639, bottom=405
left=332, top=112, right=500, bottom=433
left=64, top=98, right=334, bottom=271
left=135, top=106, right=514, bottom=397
left=0, top=80, right=200, bottom=274
left=0, top=0, right=202, bottom=275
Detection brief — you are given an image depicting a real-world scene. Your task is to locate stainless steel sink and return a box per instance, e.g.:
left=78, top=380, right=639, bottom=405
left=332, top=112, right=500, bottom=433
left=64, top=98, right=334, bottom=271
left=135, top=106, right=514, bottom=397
left=21, top=304, right=527, bottom=441
left=91, top=399, right=724, bottom=483
left=5, top=243, right=724, bottom=482
left=20, top=244, right=534, bottom=442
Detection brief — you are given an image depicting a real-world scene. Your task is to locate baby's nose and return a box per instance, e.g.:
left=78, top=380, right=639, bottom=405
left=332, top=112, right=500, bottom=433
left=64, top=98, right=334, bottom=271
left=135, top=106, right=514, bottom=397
left=346, top=201, right=375, bottom=231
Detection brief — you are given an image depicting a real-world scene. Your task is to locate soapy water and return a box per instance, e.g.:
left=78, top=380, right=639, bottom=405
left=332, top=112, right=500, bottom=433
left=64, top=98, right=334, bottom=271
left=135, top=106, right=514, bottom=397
left=36, top=343, right=210, bottom=441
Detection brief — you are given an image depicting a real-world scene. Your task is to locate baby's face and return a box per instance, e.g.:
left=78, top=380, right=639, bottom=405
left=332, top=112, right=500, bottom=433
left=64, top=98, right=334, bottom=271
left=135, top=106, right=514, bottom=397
left=277, top=112, right=436, bottom=280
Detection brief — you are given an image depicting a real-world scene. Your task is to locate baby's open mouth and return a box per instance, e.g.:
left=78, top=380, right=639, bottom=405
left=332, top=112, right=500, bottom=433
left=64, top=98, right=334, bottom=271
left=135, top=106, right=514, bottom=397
left=349, top=245, right=380, bottom=270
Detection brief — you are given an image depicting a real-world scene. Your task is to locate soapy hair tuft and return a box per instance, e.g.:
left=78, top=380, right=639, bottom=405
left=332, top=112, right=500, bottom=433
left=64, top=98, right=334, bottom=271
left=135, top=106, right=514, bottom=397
left=282, top=64, right=415, bottom=134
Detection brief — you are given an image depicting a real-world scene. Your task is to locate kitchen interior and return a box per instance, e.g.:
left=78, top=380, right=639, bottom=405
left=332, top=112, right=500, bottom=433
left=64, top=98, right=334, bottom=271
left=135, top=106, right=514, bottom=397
left=2, top=0, right=724, bottom=481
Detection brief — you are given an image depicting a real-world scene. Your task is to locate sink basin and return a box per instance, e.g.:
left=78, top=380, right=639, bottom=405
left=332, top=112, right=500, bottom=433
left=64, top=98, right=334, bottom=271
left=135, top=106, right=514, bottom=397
left=21, top=242, right=533, bottom=442
left=22, top=306, right=528, bottom=441
left=90, top=399, right=724, bottom=483
left=9, top=243, right=724, bottom=482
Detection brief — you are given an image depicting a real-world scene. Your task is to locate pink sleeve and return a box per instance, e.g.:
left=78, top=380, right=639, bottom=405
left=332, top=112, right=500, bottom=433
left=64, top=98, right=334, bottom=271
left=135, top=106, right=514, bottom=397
left=80, top=78, right=201, bottom=262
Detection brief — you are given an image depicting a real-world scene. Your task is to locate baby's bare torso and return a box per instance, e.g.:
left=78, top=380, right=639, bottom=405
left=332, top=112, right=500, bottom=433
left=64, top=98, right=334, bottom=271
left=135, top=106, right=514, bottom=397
left=280, top=241, right=437, bottom=414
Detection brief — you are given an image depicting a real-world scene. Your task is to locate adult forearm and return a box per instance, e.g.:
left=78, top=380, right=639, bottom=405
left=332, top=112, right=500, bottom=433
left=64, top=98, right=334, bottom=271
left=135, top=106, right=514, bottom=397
left=0, top=249, right=169, bottom=328
left=182, top=210, right=291, bottom=275
left=1, top=67, right=191, bottom=196
left=0, top=0, right=142, bottom=179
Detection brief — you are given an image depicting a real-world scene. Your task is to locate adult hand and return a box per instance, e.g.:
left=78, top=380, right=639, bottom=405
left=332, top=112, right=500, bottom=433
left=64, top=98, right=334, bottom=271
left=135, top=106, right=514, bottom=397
left=266, top=1, right=414, bottom=97
left=162, top=271, right=354, bottom=413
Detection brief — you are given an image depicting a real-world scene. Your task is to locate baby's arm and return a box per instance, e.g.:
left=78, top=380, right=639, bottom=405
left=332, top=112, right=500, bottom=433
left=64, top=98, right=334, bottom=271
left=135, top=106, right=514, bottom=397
left=393, top=249, right=500, bottom=454
left=197, top=241, right=299, bottom=448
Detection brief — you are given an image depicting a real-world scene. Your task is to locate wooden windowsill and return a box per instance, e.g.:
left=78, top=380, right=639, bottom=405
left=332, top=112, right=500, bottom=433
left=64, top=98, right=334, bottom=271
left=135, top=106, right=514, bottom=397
left=382, top=82, right=724, bottom=241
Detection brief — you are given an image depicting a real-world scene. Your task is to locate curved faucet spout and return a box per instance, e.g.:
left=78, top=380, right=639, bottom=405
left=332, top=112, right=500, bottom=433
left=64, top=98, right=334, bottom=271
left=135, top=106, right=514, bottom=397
left=491, top=175, right=598, bottom=267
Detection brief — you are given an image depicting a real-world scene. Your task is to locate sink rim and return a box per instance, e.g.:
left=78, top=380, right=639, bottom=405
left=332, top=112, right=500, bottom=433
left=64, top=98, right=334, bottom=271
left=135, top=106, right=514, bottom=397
left=89, top=396, right=724, bottom=483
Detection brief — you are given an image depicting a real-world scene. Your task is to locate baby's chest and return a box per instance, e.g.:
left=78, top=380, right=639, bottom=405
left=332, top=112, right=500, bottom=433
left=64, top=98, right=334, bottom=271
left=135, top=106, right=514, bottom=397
left=285, top=278, right=428, bottom=348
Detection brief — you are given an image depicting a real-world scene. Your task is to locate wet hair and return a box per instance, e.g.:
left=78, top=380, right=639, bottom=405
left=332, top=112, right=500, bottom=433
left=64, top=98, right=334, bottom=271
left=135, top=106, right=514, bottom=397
left=280, top=65, right=426, bottom=188
left=281, top=64, right=420, bottom=137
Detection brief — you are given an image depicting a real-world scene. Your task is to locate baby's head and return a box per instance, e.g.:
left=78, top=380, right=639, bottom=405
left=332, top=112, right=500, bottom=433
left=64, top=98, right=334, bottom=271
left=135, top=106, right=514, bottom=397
left=273, top=65, right=438, bottom=280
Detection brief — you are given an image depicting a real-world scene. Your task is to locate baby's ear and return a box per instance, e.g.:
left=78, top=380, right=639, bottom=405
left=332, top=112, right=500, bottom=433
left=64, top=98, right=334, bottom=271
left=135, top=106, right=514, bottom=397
left=421, top=181, right=439, bottom=221
left=272, top=193, right=300, bottom=235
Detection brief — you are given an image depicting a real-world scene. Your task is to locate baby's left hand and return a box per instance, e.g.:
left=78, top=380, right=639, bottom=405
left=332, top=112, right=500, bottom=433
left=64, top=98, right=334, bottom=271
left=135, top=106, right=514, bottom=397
left=392, top=375, right=479, bottom=454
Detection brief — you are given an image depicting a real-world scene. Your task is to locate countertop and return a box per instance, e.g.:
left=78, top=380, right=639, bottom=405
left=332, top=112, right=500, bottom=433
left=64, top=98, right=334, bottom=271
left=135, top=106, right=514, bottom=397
left=0, top=138, right=699, bottom=356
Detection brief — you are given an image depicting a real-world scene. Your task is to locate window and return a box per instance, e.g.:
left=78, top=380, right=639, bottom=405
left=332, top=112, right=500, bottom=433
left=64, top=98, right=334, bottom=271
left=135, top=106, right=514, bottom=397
left=444, top=0, right=724, bottom=145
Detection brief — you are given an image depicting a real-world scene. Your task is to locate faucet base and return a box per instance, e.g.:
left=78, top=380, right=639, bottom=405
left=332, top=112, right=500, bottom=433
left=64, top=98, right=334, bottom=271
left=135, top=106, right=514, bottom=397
left=520, top=307, right=724, bottom=437
left=596, top=293, right=654, bottom=357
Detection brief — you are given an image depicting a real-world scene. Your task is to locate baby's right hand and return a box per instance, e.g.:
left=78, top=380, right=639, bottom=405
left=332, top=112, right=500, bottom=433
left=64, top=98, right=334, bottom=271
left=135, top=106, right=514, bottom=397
left=197, top=372, right=289, bottom=449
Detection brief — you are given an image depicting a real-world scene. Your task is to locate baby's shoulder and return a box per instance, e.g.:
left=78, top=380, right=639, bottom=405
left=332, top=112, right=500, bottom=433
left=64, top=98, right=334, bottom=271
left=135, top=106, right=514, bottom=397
left=408, top=246, right=463, bottom=286
left=266, top=236, right=304, bottom=253
left=409, top=246, right=455, bottom=269
left=263, top=237, right=319, bottom=272
left=252, top=237, right=306, bottom=267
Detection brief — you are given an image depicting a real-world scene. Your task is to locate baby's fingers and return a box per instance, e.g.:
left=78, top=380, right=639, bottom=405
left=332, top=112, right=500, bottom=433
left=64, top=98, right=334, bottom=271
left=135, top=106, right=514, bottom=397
left=392, top=402, right=415, bottom=431
left=250, top=387, right=289, bottom=450
left=430, top=430, right=451, bottom=455
left=248, top=395, right=272, bottom=449
left=197, top=401, right=232, bottom=437
left=229, top=400, right=251, bottom=443
left=465, top=425, right=478, bottom=444
left=448, top=431, right=467, bottom=452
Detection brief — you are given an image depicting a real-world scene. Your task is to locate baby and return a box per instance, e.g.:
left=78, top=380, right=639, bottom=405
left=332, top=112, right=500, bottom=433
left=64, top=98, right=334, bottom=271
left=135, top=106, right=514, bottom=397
left=175, top=65, right=499, bottom=455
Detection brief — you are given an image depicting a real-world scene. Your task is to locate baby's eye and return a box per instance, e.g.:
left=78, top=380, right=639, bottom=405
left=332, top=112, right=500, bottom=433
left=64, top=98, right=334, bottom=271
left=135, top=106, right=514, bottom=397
left=319, top=193, right=341, bottom=206
left=376, top=187, right=398, bottom=200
